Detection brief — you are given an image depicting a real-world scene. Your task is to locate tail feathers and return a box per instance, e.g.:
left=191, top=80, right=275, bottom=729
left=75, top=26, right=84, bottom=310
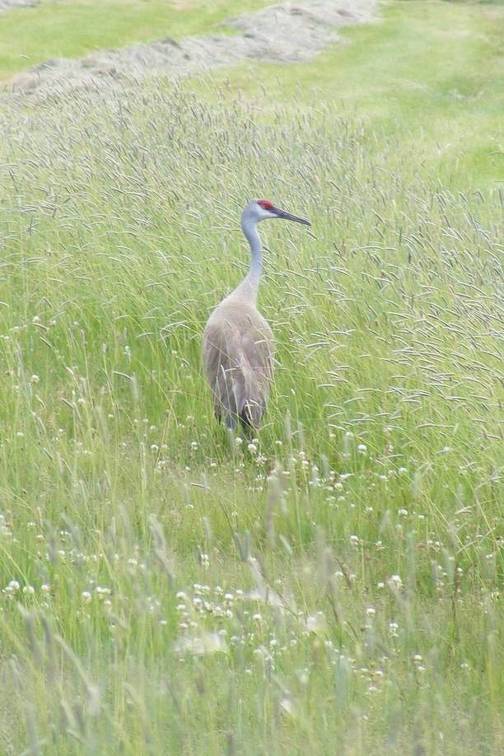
left=239, top=398, right=263, bottom=433
left=216, top=403, right=259, bottom=434
left=213, top=363, right=267, bottom=433
left=215, top=399, right=263, bottom=435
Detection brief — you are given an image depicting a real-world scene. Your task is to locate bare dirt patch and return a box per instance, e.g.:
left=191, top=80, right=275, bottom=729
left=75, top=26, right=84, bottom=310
left=8, top=0, right=377, bottom=99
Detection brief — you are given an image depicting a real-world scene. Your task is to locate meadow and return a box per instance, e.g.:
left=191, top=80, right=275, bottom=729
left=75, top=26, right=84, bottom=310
left=0, top=0, right=273, bottom=80
left=0, top=1, right=504, bottom=753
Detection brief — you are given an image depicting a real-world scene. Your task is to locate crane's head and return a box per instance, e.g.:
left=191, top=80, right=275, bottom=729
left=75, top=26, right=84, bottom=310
left=245, top=199, right=311, bottom=226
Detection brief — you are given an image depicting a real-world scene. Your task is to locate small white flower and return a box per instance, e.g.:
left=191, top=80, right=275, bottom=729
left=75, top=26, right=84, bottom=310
left=280, top=697, right=295, bottom=717
left=305, top=612, right=327, bottom=634
left=388, top=574, right=403, bottom=590
left=173, top=631, right=228, bottom=656
left=82, top=591, right=92, bottom=603
left=200, top=553, right=210, bottom=568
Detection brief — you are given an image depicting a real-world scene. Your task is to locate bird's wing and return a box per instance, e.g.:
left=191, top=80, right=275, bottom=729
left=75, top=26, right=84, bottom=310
left=238, top=320, right=274, bottom=427
left=203, top=305, right=274, bottom=428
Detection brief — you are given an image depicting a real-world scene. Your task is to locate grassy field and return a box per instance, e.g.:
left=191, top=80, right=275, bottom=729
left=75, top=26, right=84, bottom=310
left=1, top=1, right=504, bottom=754
left=189, top=0, right=504, bottom=188
left=0, top=0, right=271, bottom=80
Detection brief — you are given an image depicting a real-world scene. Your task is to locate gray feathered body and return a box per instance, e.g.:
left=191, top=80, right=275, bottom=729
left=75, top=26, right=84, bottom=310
left=202, top=199, right=308, bottom=432
left=203, top=294, right=274, bottom=430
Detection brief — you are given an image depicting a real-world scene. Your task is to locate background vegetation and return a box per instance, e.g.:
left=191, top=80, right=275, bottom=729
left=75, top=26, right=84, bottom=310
left=0, top=0, right=270, bottom=79
left=0, top=1, right=503, bottom=753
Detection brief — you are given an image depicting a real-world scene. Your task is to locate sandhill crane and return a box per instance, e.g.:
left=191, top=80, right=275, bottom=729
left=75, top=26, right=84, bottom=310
left=203, top=199, right=311, bottom=432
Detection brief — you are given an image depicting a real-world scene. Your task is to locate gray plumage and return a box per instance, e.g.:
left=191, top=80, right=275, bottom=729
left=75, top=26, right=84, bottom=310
left=203, top=294, right=274, bottom=430
left=203, top=199, right=310, bottom=432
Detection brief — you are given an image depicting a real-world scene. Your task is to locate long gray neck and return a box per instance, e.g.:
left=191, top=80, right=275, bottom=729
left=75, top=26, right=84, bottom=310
left=236, top=213, right=262, bottom=302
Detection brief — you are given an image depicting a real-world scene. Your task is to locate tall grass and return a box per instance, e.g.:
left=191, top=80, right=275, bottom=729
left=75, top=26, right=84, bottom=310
left=197, top=0, right=504, bottom=190
left=0, top=82, right=503, bottom=753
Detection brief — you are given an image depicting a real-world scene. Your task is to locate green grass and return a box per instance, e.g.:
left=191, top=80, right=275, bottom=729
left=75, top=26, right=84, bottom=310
left=0, top=0, right=270, bottom=80
left=189, top=0, right=504, bottom=188
left=0, top=1, right=504, bottom=754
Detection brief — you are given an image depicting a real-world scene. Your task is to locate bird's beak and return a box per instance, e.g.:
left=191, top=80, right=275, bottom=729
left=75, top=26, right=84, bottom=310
left=271, top=206, right=311, bottom=226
